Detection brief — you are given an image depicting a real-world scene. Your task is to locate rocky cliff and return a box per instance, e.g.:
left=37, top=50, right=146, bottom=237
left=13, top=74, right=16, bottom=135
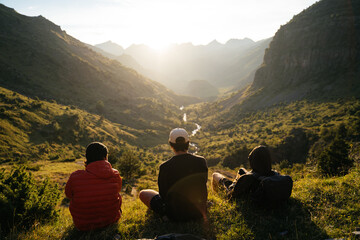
left=251, top=0, right=360, bottom=103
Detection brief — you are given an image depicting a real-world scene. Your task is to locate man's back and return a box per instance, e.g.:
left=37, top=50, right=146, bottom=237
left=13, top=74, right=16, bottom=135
left=65, top=160, right=122, bottom=231
left=158, top=153, right=208, bottom=221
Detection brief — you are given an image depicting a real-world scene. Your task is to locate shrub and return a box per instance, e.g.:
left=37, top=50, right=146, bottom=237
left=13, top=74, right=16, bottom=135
left=276, top=128, right=313, bottom=164
left=279, top=159, right=291, bottom=170
left=222, top=145, right=249, bottom=169
left=0, top=166, right=60, bottom=234
left=116, top=150, right=142, bottom=180
left=317, top=138, right=353, bottom=176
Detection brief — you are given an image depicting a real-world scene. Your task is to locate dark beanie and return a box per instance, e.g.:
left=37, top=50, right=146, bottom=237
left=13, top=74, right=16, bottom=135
left=249, top=145, right=272, bottom=175
left=85, top=142, right=108, bottom=165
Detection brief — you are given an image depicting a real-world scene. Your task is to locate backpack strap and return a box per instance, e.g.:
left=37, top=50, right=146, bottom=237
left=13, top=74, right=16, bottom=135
left=252, top=171, right=279, bottom=181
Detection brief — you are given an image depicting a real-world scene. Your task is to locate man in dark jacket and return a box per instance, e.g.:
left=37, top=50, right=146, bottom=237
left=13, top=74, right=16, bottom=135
left=139, top=128, right=208, bottom=221
left=212, top=145, right=276, bottom=198
left=65, top=142, right=122, bottom=231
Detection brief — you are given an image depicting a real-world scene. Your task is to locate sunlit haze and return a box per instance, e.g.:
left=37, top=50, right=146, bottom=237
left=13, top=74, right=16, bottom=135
left=1, top=0, right=319, bottom=49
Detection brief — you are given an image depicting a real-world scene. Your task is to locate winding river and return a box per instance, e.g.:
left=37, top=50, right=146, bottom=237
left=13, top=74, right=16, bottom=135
left=180, top=106, right=201, bottom=154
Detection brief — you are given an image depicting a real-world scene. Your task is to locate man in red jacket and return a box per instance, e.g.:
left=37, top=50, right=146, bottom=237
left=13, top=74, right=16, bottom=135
left=65, top=142, right=122, bottom=231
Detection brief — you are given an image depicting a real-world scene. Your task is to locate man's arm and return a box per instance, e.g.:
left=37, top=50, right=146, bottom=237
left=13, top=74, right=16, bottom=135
left=65, top=176, right=72, bottom=199
left=158, top=164, right=167, bottom=198
left=114, top=170, right=122, bottom=192
left=229, top=174, right=256, bottom=198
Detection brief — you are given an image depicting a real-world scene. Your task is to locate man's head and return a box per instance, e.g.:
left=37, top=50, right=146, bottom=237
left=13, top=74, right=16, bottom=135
left=85, top=142, right=108, bottom=165
left=248, top=145, right=272, bottom=175
left=168, top=128, right=190, bottom=152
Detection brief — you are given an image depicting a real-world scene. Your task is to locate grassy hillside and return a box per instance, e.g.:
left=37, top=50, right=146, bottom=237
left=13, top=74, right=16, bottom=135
left=187, top=98, right=360, bottom=168
left=184, top=80, right=219, bottom=101
left=0, top=86, right=177, bottom=164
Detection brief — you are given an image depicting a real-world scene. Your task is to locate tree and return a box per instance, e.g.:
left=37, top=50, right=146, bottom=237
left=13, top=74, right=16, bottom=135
left=0, top=166, right=60, bottom=234
left=317, top=138, right=353, bottom=176
left=116, top=150, right=142, bottom=180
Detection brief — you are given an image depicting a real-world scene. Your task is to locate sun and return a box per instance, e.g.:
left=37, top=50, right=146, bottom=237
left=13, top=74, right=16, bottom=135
left=146, top=39, right=171, bottom=53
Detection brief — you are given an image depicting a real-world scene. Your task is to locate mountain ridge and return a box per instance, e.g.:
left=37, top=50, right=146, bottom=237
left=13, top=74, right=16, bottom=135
left=95, top=37, right=269, bottom=95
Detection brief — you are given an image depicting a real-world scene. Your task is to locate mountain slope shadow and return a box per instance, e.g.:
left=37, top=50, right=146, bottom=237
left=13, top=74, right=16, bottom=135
left=234, top=197, right=328, bottom=240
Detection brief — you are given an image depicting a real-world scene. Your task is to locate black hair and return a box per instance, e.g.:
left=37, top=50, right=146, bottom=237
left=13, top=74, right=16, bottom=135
left=248, top=145, right=272, bottom=175
left=169, top=137, right=189, bottom=152
left=85, top=142, right=108, bottom=165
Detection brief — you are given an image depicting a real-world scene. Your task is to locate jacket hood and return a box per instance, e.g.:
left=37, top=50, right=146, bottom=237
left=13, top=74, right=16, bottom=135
left=249, top=145, right=272, bottom=176
left=86, top=160, right=115, bottom=178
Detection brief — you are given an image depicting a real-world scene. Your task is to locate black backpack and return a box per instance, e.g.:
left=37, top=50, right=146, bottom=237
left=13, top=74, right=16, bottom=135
left=251, top=173, right=293, bottom=205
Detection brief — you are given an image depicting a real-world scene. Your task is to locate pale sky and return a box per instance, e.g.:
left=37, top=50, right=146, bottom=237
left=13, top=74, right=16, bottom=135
left=1, top=0, right=319, bottom=49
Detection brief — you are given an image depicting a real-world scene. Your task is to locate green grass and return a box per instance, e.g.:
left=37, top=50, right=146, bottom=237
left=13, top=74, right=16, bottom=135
left=2, top=165, right=359, bottom=240
left=293, top=167, right=360, bottom=237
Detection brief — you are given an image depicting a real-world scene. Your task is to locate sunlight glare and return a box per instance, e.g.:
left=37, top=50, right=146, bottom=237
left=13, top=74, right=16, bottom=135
left=147, top=40, right=170, bottom=52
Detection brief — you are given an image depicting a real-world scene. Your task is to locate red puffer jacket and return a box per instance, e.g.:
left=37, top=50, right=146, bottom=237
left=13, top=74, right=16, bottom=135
left=65, top=160, right=122, bottom=231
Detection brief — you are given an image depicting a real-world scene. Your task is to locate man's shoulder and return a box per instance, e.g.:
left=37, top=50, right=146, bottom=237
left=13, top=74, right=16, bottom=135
left=164, top=154, right=206, bottom=163
left=161, top=154, right=207, bottom=171
left=69, top=169, right=87, bottom=179
left=188, top=154, right=207, bottom=167
left=176, top=153, right=206, bottom=161
left=190, top=154, right=206, bottom=161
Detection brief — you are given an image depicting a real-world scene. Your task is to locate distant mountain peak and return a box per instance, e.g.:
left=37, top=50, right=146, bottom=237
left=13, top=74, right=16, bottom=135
left=95, top=40, right=124, bottom=56
left=207, top=39, right=222, bottom=46
left=226, top=38, right=254, bottom=44
left=225, top=38, right=255, bottom=49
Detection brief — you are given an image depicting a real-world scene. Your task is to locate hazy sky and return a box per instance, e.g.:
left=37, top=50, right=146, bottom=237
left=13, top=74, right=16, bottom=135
left=1, top=0, right=319, bottom=49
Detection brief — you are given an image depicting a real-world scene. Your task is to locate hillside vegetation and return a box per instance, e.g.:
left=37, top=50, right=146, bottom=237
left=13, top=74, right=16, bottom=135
left=188, top=98, right=360, bottom=169
left=0, top=86, right=175, bottom=165
left=1, top=95, right=360, bottom=239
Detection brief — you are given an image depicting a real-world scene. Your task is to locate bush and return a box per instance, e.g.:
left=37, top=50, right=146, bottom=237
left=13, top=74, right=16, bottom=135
left=116, top=150, right=142, bottom=180
left=222, top=145, right=249, bottom=169
left=0, top=166, right=60, bottom=234
left=317, top=138, right=353, bottom=176
left=279, top=159, right=291, bottom=170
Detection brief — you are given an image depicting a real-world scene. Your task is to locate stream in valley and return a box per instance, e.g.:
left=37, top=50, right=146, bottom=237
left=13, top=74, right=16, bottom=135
left=180, top=106, right=201, bottom=154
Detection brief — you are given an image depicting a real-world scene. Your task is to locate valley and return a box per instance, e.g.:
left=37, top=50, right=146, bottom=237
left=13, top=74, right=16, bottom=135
left=1, top=0, right=360, bottom=239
